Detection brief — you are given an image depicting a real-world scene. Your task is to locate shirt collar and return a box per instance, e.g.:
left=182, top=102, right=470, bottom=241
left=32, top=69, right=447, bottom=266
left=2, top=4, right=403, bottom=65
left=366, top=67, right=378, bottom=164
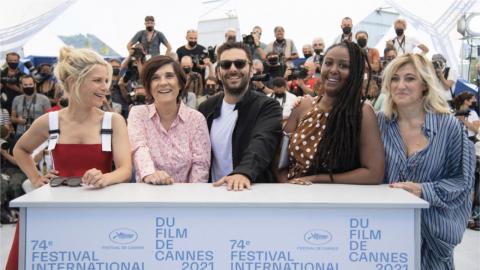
left=147, top=102, right=186, bottom=123
left=390, top=111, right=438, bottom=136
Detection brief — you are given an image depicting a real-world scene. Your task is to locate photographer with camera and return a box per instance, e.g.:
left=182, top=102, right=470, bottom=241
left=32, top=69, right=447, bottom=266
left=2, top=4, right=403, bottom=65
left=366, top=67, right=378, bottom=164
left=286, top=61, right=317, bottom=96
left=108, top=59, right=129, bottom=118
left=243, top=26, right=267, bottom=61
left=35, top=63, right=60, bottom=107
left=251, top=59, right=272, bottom=94
left=176, top=29, right=214, bottom=81
left=454, top=91, right=480, bottom=142
left=11, top=75, right=50, bottom=138
left=1, top=52, right=25, bottom=113
left=127, top=16, right=172, bottom=59
left=431, top=53, right=455, bottom=106
left=266, top=26, right=299, bottom=65
left=180, top=56, right=200, bottom=108
left=263, top=51, right=287, bottom=88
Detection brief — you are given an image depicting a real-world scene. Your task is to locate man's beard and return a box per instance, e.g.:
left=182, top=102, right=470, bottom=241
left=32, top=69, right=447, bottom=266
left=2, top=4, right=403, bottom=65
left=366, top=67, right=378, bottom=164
left=221, top=71, right=250, bottom=96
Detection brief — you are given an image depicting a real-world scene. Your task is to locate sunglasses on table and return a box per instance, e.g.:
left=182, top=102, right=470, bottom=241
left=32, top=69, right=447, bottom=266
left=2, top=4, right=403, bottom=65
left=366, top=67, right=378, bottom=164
left=50, top=176, right=82, bottom=187
left=218, top=59, right=250, bottom=70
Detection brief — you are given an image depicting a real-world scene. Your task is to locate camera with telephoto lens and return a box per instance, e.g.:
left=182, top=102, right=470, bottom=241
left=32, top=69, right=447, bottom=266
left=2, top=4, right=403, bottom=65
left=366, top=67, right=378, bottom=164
left=192, top=52, right=209, bottom=70
left=288, top=66, right=309, bottom=81
left=130, top=44, right=145, bottom=62
left=242, top=33, right=255, bottom=46
left=252, top=72, right=270, bottom=82
left=207, top=46, right=216, bottom=63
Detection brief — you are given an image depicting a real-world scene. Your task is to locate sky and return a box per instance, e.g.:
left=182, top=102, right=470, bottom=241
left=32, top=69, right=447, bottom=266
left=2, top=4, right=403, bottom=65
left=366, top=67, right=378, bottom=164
left=1, top=0, right=479, bottom=58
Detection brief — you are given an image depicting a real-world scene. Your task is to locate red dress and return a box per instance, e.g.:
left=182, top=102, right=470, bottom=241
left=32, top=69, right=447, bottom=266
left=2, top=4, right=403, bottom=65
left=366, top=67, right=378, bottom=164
left=6, top=144, right=112, bottom=270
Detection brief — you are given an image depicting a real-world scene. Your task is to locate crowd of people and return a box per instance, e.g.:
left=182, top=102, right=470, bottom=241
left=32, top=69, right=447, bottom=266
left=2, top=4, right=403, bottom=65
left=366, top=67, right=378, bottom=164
left=1, top=15, right=480, bottom=270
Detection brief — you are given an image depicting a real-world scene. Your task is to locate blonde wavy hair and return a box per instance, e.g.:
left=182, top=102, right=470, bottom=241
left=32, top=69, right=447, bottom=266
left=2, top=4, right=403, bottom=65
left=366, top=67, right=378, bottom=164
left=54, top=46, right=112, bottom=105
left=381, top=53, right=451, bottom=119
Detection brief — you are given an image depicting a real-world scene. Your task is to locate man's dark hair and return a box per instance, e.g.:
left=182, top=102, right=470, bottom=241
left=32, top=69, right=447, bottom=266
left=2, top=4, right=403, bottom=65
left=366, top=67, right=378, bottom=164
left=5, top=52, right=20, bottom=60
left=355, top=30, right=369, bottom=39
left=384, top=47, right=397, bottom=56
left=311, top=41, right=368, bottom=174
left=141, top=55, right=186, bottom=103
left=217, top=42, right=252, bottom=62
left=272, top=77, right=287, bottom=88
left=144, top=16, right=154, bottom=22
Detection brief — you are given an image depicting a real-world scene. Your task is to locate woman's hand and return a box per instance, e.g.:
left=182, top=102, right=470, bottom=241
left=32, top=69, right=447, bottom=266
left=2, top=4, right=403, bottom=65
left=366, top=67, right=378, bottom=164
left=83, top=168, right=108, bottom=188
left=33, top=169, right=59, bottom=187
left=144, top=170, right=174, bottom=185
left=389, top=181, right=422, bottom=197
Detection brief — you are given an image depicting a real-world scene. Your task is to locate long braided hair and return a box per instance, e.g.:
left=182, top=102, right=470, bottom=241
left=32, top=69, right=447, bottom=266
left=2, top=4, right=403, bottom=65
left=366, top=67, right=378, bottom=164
left=311, top=41, right=369, bottom=174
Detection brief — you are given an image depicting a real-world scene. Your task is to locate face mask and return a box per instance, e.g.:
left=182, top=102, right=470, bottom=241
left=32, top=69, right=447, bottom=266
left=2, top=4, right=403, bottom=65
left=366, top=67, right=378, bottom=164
left=357, top=38, right=367, bottom=48
left=40, top=73, right=51, bottom=79
left=188, top=41, right=197, bottom=47
left=395, top=28, right=404, bottom=37
left=135, top=95, right=146, bottom=104
left=274, top=92, right=285, bottom=98
left=23, top=87, right=34, bottom=96
left=7, top=62, right=18, bottom=69
left=304, top=53, right=313, bottom=59
left=183, top=66, right=191, bottom=74
left=314, top=49, right=323, bottom=55
left=268, top=57, right=279, bottom=66
left=59, top=98, right=69, bottom=107
left=112, top=68, right=120, bottom=76
left=227, top=36, right=236, bottom=42
left=205, top=85, right=216, bottom=95
left=471, top=102, right=477, bottom=110
left=146, top=26, right=154, bottom=32
left=342, top=27, right=352, bottom=35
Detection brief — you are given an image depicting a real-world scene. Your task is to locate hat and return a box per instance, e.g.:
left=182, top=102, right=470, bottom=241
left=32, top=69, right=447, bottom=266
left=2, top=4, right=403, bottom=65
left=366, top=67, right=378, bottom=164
left=144, top=16, right=154, bottom=22
left=432, top=54, right=446, bottom=64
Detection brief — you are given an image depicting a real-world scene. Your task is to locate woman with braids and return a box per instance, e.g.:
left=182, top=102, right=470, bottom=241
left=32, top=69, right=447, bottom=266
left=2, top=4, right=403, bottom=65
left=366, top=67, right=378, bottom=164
left=378, top=53, right=474, bottom=269
left=276, top=41, right=384, bottom=184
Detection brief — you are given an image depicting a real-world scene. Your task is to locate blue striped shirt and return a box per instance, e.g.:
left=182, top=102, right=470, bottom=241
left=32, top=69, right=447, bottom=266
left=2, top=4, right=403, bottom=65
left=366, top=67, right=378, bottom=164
left=377, top=112, right=475, bottom=270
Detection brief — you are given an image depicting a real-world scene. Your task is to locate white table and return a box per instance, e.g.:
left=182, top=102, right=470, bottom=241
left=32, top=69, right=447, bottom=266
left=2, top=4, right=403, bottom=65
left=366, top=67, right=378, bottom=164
left=11, top=183, right=428, bottom=270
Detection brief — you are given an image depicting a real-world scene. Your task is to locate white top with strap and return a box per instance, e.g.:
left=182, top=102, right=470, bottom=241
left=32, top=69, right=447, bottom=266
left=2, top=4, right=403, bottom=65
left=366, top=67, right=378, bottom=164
left=47, top=111, right=113, bottom=152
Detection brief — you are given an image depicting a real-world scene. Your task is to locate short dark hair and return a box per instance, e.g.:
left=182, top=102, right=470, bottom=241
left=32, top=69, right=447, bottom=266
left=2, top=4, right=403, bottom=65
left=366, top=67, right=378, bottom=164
left=6, top=52, right=20, bottom=60
left=272, top=77, right=287, bottom=88
left=217, top=42, right=252, bottom=62
left=355, top=30, right=368, bottom=39
left=141, top=55, right=186, bottom=103
left=384, top=47, right=397, bottom=56
left=145, top=16, right=154, bottom=22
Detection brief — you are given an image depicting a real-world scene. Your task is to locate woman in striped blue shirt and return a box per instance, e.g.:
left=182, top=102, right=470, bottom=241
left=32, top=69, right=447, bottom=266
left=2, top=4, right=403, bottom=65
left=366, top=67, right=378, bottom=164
left=377, top=53, right=475, bottom=269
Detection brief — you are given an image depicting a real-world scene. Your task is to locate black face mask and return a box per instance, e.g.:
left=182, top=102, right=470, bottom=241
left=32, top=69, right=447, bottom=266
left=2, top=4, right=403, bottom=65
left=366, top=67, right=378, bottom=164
left=227, top=36, right=236, bottom=42
left=268, top=57, right=279, bottom=66
left=314, top=49, right=323, bottom=55
left=23, top=87, right=34, bottom=96
left=188, top=41, right=197, bottom=47
left=471, top=102, right=477, bottom=110
left=146, top=26, right=154, bottom=32
left=7, top=62, right=18, bottom=70
left=59, top=98, right=69, bottom=107
left=40, top=73, right=51, bottom=79
left=357, top=38, right=367, bottom=48
left=183, top=67, right=191, bottom=74
left=135, top=95, right=146, bottom=104
left=274, top=92, right=285, bottom=98
left=342, top=27, right=352, bottom=35
left=205, top=85, right=216, bottom=95
left=304, top=53, right=313, bottom=59
left=112, top=68, right=120, bottom=76
left=395, top=28, right=404, bottom=37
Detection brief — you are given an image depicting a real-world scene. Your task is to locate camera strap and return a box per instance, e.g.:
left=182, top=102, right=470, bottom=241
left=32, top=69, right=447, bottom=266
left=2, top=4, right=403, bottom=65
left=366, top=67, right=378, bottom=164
left=22, top=94, right=37, bottom=120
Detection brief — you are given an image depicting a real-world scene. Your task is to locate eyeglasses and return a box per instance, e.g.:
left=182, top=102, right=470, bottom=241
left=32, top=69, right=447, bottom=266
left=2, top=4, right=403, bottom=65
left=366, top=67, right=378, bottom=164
left=50, top=176, right=82, bottom=187
left=218, top=59, right=249, bottom=70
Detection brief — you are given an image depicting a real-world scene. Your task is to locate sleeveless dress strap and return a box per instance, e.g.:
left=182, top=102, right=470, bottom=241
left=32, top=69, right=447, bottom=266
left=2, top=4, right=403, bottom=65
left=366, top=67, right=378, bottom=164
left=101, top=112, right=113, bottom=152
left=47, top=111, right=60, bottom=151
